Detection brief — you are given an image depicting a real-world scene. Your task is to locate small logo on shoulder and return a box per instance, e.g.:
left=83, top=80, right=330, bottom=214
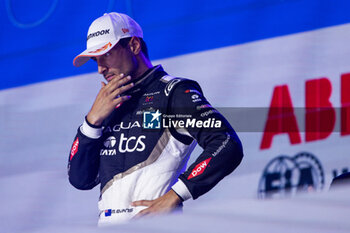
left=143, top=110, right=162, bottom=129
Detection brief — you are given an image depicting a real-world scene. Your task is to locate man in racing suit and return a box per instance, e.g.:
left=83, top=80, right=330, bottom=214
left=68, top=12, right=243, bottom=225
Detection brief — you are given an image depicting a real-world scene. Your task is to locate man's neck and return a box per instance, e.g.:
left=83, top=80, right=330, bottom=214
left=133, top=54, right=153, bottom=79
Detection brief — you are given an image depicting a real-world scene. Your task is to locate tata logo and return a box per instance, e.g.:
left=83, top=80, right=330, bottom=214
left=104, top=136, right=117, bottom=148
left=101, top=136, right=117, bottom=156
left=258, top=152, right=324, bottom=199
left=143, top=110, right=161, bottom=129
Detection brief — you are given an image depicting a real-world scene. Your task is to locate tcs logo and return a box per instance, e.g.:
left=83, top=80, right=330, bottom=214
left=119, top=134, right=146, bottom=153
left=100, top=134, right=146, bottom=155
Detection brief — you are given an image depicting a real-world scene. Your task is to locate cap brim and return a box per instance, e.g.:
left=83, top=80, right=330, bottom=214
left=73, top=41, right=118, bottom=67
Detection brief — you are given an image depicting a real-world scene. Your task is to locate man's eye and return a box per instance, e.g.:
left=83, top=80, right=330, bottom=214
left=104, top=52, right=111, bottom=57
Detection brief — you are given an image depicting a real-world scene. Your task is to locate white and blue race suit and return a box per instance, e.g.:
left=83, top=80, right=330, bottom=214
left=68, top=65, right=243, bottom=225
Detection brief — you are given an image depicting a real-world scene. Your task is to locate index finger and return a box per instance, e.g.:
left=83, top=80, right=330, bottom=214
left=105, top=74, right=131, bottom=92
left=108, top=73, right=125, bottom=84
left=133, top=208, right=152, bottom=218
left=131, top=200, right=153, bottom=207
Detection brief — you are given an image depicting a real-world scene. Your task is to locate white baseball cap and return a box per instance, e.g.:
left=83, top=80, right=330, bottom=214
left=73, top=12, right=143, bottom=67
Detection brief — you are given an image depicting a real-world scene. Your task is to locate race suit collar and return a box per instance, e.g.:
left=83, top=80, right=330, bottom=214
left=127, top=65, right=167, bottom=94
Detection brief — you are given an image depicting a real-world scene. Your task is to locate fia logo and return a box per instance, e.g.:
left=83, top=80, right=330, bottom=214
left=143, top=110, right=161, bottom=129
left=258, top=152, right=324, bottom=199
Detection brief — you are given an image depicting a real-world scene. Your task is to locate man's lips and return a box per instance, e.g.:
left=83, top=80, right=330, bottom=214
left=105, top=74, right=115, bottom=82
left=104, top=74, right=133, bottom=87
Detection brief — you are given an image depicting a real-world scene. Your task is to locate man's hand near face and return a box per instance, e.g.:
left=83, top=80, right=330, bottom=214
left=87, top=73, right=134, bottom=126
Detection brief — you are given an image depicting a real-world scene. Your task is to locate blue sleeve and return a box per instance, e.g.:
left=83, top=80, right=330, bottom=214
left=67, top=127, right=100, bottom=190
left=169, top=81, right=243, bottom=199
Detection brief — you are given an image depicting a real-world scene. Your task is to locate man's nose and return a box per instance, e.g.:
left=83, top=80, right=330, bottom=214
left=98, top=63, right=107, bottom=75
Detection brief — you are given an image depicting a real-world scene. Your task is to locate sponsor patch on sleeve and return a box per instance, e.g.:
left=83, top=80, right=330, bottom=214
left=188, top=157, right=212, bottom=180
left=70, top=138, right=79, bottom=161
left=185, top=89, right=201, bottom=95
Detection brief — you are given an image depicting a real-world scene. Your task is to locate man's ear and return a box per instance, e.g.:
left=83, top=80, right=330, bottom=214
left=129, top=36, right=141, bottom=55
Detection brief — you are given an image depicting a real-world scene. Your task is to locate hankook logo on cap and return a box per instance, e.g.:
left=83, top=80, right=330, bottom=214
left=87, top=29, right=110, bottom=41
